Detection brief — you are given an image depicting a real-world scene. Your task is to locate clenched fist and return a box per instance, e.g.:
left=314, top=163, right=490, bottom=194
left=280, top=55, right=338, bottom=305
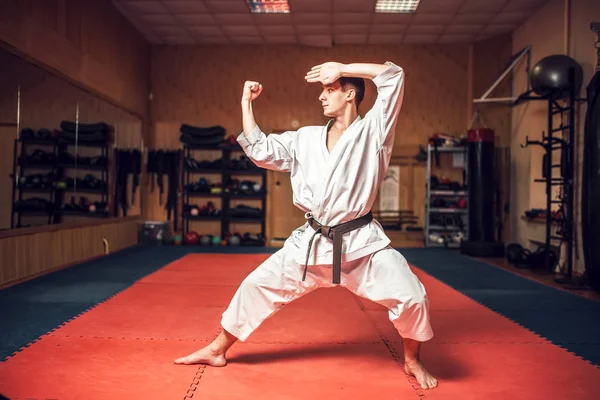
left=242, top=81, right=263, bottom=102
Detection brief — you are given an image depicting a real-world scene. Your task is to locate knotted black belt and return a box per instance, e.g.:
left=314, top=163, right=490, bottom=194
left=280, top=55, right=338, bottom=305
left=303, top=211, right=373, bottom=284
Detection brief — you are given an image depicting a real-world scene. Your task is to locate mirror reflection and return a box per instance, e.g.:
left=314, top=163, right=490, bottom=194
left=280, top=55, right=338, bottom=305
left=0, top=49, right=143, bottom=231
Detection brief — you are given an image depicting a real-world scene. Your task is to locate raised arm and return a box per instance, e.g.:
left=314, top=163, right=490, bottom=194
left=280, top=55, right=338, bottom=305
left=306, top=61, right=405, bottom=146
left=305, top=62, right=390, bottom=83
left=238, top=81, right=295, bottom=172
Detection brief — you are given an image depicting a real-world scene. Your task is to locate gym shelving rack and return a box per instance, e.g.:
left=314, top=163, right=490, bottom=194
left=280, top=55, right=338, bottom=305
left=10, top=136, right=110, bottom=229
left=424, top=144, right=469, bottom=248
left=11, top=137, right=60, bottom=228
left=516, top=68, right=586, bottom=279
left=58, top=139, right=110, bottom=219
left=181, top=142, right=267, bottom=244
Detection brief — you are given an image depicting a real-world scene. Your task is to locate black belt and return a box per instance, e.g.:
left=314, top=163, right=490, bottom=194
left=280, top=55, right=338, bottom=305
left=303, top=211, right=373, bottom=284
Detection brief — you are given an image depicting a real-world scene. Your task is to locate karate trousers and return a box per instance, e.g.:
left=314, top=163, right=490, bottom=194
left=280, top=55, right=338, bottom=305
left=221, top=244, right=434, bottom=342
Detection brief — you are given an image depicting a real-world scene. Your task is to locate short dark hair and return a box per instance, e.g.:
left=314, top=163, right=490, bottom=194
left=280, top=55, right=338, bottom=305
left=339, top=77, right=365, bottom=108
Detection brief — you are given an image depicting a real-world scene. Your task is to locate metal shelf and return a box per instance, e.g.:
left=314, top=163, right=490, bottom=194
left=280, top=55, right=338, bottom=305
left=424, top=144, right=469, bottom=248
left=431, top=190, right=467, bottom=196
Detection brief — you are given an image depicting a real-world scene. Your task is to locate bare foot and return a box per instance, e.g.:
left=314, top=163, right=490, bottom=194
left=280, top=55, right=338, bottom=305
left=404, top=359, right=438, bottom=390
left=174, top=345, right=227, bottom=367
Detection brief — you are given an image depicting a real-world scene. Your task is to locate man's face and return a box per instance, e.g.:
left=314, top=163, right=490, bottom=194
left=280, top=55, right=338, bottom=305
left=319, top=81, right=352, bottom=117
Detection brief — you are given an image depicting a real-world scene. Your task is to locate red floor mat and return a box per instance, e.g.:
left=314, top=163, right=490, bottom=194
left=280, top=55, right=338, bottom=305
left=49, top=304, right=223, bottom=341
left=192, top=342, right=419, bottom=400
left=2, top=253, right=600, bottom=400
left=138, top=268, right=255, bottom=286
left=163, top=254, right=271, bottom=271
left=389, top=342, right=600, bottom=399
left=247, top=303, right=381, bottom=344
left=105, top=282, right=240, bottom=308
left=366, top=309, right=548, bottom=344
left=0, top=336, right=204, bottom=400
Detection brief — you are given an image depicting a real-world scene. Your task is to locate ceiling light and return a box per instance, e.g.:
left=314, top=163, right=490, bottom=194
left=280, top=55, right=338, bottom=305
left=247, top=0, right=290, bottom=14
left=375, top=0, right=421, bottom=13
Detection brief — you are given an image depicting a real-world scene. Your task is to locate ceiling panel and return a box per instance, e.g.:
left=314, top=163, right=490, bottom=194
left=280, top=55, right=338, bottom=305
left=163, top=1, right=209, bottom=14
left=253, top=13, right=294, bottom=25
left=292, top=13, right=331, bottom=24
left=204, top=0, right=250, bottom=13
left=333, top=0, right=377, bottom=12
left=503, top=0, right=548, bottom=12
left=296, top=24, right=331, bottom=35
left=368, top=34, right=403, bottom=44
left=334, top=13, right=371, bottom=24
left=415, top=0, right=462, bottom=14
left=438, top=34, right=475, bottom=43
left=289, top=0, right=333, bottom=12
left=264, top=35, right=297, bottom=44
left=187, top=26, right=224, bottom=36
left=406, top=24, right=445, bottom=35
left=112, top=0, right=551, bottom=45
left=162, top=35, right=196, bottom=45
left=120, top=1, right=168, bottom=14
left=371, top=24, right=407, bottom=34
left=458, top=0, right=509, bottom=13
left=221, top=25, right=260, bottom=36
left=334, top=24, right=369, bottom=35
left=404, top=34, right=440, bottom=44
left=177, top=14, right=215, bottom=25
left=258, top=25, right=296, bottom=36
left=445, top=24, right=485, bottom=34
left=138, top=14, right=179, bottom=25
left=334, top=33, right=368, bottom=45
left=214, top=13, right=255, bottom=25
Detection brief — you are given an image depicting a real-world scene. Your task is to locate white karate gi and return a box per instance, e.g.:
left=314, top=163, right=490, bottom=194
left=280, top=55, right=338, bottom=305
left=221, top=62, right=433, bottom=343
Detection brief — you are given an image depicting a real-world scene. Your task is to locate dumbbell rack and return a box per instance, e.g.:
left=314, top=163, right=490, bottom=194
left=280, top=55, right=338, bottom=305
left=424, top=144, right=469, bottom=248
left=181, top=143, right=267, bottom=245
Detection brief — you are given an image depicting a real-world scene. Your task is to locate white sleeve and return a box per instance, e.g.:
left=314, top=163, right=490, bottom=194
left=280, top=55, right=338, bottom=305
left=364, top=61, right=405, bottom=147
left=236, top=125, right=295, bottom=172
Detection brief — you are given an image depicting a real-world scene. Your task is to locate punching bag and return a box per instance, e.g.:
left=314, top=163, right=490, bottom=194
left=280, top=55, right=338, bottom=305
left=460, top=128, right=504, bottom=257
left=582, top=69, right=600, bottom=290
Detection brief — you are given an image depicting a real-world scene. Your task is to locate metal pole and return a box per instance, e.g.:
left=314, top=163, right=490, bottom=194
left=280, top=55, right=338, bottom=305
left=478, top=45, right=531, bottom=101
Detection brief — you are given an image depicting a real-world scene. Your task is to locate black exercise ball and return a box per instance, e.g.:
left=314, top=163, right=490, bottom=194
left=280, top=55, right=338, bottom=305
left=530, top=54, right=583, bottom=98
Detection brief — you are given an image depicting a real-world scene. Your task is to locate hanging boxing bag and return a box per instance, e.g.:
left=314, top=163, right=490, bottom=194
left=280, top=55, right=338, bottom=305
left=467, top=128, right=496, bottom=242
left=582, top=69, right=600, bottom=290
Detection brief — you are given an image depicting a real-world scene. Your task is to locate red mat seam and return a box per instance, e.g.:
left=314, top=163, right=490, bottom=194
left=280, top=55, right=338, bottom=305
left=45, top=334, right=214, bottom=342
left=354, top=296, right=428, bottom=400
left=184, top=366, right=206, bottom=399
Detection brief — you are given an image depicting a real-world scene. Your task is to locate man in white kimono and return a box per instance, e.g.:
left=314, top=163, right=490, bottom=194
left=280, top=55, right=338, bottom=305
left=175, top=61, right=438, bottom=390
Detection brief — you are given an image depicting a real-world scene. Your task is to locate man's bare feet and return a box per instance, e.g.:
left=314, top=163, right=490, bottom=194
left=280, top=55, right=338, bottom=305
left=175, top=329, right=237, bottom=367
left=174, top=344, right=227, bottom=366
left=404, top=359, right=438, bottom=390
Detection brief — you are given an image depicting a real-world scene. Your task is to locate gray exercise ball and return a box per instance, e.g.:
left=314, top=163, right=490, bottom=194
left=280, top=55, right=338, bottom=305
left=530, top=54, right=583, bottom=99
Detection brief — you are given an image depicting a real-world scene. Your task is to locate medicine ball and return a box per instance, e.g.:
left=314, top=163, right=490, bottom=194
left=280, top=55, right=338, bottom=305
left=530, top=55, right=583, bottom=99
left=184, top=231, right=200, bottom=245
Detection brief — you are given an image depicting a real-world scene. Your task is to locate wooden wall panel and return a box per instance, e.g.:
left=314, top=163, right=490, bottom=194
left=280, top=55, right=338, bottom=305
left=0, top=0, right=151, bottom=120
left=471, top=34, right=513, bottom=244
left=472, top=34, right=513, bottom=147
left=150, top=44, right=471, bottom=239
left=0, top=218, right=139, bottom=288
left=151, top=45, right=469, bottom=149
